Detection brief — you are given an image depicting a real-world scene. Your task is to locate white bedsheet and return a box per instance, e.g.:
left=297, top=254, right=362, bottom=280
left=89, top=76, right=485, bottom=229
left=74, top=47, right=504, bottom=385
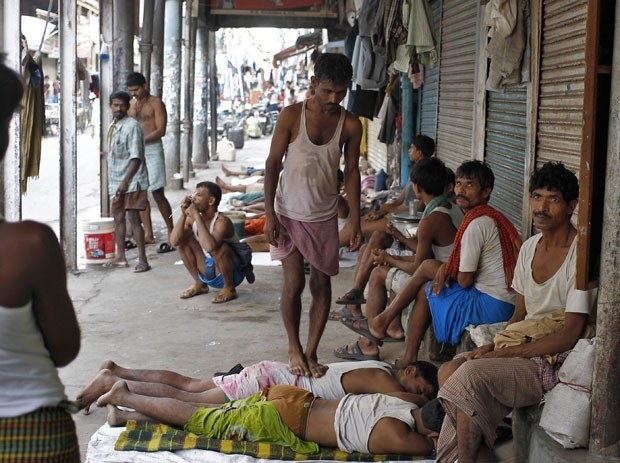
left=86, top=423, right=436, bottom=463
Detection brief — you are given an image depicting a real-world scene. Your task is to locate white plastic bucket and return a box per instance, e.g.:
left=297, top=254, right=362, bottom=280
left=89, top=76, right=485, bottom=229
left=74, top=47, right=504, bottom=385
left=223, top=211, right=246, bottom=239
left=217, top=139, right=236, bottom=162
left=82, top=218, right=115, bottom=264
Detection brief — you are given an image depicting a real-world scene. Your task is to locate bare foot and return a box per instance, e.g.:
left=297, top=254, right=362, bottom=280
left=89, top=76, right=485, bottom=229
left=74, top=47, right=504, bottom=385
left=144, top=236, right=156, bottom=245
left=306, top=356, right=328, bottom=378
left=106, top=404, right=129, bottom=427
left=97, top=380, right=130, bottom=408
left=99, top=359, right=118, bottom=372
left=76, top=369, right=118, bottom=414
left=215, top=176, right=226, bottom=188
left=288, top=348, right=311, bottom=377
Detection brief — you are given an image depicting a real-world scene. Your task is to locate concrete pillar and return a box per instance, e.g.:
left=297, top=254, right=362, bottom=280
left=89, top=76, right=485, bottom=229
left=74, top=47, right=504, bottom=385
left=150, top=0, right=165, bottom=98
left=181, top=0, right=196, bottom=182
left=209, top=30, right=218, bottom=161
left=112, top=0, right=134, bottom=92
left=192, top=15, right=209, bottom=167
left=590, top=1, right=620, bottom=458
left=99, top=0, right=114, bottom=217
left=400, top=73, right=414, bottom=185
left=59, top=0, right=78, bottom=269
left=162, top=0, right=182, bottom=188
left=0, top=0, right=21, bottom=219
left=140, top=0, right=155, bottom=78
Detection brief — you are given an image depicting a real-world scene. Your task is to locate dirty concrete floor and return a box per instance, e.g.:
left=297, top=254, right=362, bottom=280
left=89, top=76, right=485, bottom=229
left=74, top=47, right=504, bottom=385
left=53, top=135, right=512, bottom=461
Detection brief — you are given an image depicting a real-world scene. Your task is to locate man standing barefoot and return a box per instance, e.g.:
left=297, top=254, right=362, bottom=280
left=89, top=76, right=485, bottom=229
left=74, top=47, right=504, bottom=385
left=127, top=72, right=175, bottom=252
left=264, top=53, right=363, bottom=378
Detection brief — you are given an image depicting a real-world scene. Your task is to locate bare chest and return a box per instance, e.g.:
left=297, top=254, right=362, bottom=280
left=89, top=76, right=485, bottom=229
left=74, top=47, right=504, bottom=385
left=531, top=244, right=570, bottom=284
left=304, top=109, right=341, bottom=146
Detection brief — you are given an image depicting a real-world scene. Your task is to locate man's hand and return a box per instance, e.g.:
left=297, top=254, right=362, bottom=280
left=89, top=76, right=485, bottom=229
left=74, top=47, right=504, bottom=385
left=466, top=344, right=494, bottom=360
left=364, top=209, right=386, bottom=221
left=431, top=263, right=450, bottom=295
left=180, top=195, right=193, bottom=214
left=264, top=213, right=280, bottom=247
left=386, top=222, right=407, bottom=240
left=115, top=179, right=129, bottom=196
left=371, top=248, right=391, bottom=266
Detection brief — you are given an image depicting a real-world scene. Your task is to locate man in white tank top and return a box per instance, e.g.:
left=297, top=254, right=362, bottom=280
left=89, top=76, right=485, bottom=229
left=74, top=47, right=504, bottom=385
left=263, top=53, right=364, bottom=378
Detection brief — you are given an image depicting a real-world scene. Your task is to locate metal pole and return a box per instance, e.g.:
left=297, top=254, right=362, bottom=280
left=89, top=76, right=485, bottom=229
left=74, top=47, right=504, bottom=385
left=59, top=0, right=78, bottom=269
left=151, top=0, right=165, bottom=98
left=181, top=0, right=195, bottom=182
left=112, top=0, right=134, bottom=91
left=192, top=13, right=209, bottom=167
left=162, top=0, right=182, bottom=188
left=590, top=1, right=620, bottom=457
left=401, top=73, right=414, bottom=186
left=140, top=0, right=155, bottom=78
left=1, top=0, right=22, bottom=220
left=100, top=0, right=114, bottom=217
left=208, top=30, right=218, bottom=161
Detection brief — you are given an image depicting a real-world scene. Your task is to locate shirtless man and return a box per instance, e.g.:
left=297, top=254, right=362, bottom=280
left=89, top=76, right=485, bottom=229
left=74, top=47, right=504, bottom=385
left=264, top=53, right=363, bottom=377
left=76, top=358, right=438, bottom=413
left=126, top=72, right=175, bottom=253
left=97, top=384, right=437, bottom=456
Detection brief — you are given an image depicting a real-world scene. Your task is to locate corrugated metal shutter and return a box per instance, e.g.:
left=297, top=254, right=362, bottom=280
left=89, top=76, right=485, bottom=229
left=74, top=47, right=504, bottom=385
left=418, top=0, right=442, bottom=140
left=485, top=88, right=528, bottom=234
left=435, top=0, right=478, bottom=171
left=536, top=0, right=587, bottom=173
left=367, top=117, right=388, bottom=171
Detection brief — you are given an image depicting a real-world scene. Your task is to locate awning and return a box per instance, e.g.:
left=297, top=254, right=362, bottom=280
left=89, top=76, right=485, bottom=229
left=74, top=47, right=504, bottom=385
left=272, top=31, right=322, bottom=68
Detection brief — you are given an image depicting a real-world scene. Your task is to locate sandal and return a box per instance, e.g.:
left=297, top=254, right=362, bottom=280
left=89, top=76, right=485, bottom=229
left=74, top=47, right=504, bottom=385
left=212, top=288, right=237, bottom=303
left=335, top=288, right=366, bottom=305
left=133, top=262, right=151, bottom=273
left=180, top=284, right=210, bottom=299
left=157, top=242, right=176, bottom=254
left=328, top=306, right=364, bottom=322
left=340, top=318, right=384, bottom=346
left=333, top=340, right=380, bottom=361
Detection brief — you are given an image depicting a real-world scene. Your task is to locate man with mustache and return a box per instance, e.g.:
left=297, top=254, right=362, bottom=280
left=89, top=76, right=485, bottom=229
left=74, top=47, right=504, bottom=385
left=394, top=160, right=521, bottom=366
left=434, top=161, right=597, bottom=463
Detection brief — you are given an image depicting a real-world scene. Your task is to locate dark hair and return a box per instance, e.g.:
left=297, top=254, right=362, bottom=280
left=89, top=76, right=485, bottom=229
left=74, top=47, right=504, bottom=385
left=412, top=134, right=436, bottom=158
left=313, top=53, right=353, bottom=85
left=411, top=360, right=439, bottom=398
left=456, top=160, right=495, bottom=192
left=411, top=157, right=447, bottom=196
left=445, top=166, right=455, bottom=188
left=420, top=399, right=446, bottom=433
left=0, top=55, right=24, bottom=122
left=529, top=161, right=579, bottom=203
left=109, top=90, right=131, bottom=106
left=126, top=71, right=147, bottom=87
left=196, top=181, right=222, bottom=207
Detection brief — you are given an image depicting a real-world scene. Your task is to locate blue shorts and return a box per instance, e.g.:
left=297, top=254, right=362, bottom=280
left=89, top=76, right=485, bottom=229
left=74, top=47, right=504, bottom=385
left=426, top=281, right=514, bottom=345
left=198, top=256, right=245, bottom=289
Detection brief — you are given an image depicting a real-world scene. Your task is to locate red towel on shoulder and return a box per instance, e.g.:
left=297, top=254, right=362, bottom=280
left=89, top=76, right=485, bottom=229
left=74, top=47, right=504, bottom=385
left=445, top=204, right=522, bottom=290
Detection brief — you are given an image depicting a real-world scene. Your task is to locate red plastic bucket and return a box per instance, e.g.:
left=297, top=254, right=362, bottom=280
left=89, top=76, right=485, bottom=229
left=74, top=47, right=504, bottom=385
left=82, top=218, right=115, bottom=264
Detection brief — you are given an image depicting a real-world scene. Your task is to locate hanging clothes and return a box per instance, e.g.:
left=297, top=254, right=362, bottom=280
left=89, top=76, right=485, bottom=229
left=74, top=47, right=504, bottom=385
left=403, top=0, right=438, bottom=68
left=378, top=75, right=401, bottom=144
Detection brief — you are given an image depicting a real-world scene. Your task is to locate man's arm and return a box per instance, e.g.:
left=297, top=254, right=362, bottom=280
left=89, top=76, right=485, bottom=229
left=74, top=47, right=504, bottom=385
left=143, top=98, right=167, bottom=143
left=341, top=114, right=363, bottom=251
left=190, top=208, right=234, bottom=253
left=263, top=105, right=294, bottom=246
left=169, top=196, right=194, bottom=247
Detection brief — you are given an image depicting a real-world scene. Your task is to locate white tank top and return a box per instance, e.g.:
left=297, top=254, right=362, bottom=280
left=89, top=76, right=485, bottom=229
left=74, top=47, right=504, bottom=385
left=0, top=301, right=66, bottom=417
left=275, top=101, right=346, bottom=221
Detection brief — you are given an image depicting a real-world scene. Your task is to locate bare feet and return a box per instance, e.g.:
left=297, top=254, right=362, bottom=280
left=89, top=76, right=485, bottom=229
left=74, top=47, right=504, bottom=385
left=306, top=355, right=328, bottom=378
left=97, top=380, right=130, bottom=408
left=106, top=404, right=129, bottom=427
left=76, top=369, right=118, bottom=414
left=214, top=176, right=226, bottom=188
left=144, top=236, right=157, bottom=245
left=288, top=348, right=311, bottom=377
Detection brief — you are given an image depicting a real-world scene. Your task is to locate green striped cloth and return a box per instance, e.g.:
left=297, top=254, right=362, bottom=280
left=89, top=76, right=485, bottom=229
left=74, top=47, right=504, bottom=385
left=115, top=420, right=426, bottom=461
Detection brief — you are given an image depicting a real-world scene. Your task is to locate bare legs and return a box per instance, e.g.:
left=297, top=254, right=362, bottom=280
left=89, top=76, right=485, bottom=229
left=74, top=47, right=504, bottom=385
left=111, top=205, right=148, bottom=269
left=279, top=249, right=329, bottom=378
left=140, top=188, right=174, bottom=244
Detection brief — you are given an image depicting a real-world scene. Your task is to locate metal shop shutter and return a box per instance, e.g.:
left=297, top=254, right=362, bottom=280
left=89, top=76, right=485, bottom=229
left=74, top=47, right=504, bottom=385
left=536, top=0, right=587, bottom=174
left=367, top=117, right=388, bottom=172
left=485, top=87, right=528, bottom=235
left=418, top=0, right=442, bottom=140
left=435, top=0, right=478, bottom=171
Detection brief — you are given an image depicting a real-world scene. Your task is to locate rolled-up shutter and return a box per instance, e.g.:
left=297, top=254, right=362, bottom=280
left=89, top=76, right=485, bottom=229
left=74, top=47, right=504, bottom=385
left=435, top=0, right=478, bottom=171
left=367, top=117, right=388, bottom=172
left=536, top=0, right=587, bottom=174
left=418, top=0, right=442, bottom=140
left=485, top=88, right=528, bottom=234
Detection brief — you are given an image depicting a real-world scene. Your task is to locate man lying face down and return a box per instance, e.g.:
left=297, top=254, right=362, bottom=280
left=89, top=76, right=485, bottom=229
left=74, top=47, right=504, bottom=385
left=97, top=383, right=443, bottom=456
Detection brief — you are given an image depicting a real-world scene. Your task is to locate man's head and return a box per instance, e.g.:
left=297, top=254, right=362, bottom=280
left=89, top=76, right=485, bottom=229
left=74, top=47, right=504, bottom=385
left=394, top=360, right=439, bottom=399
left=409, top=134, right=435, bottom=162
left=311, top=53, right=352, bottom=113
left=529, top=162, right=579, bottom=231
left=0, top=56, right=24, bottom=159
left=454, top=160, right=494, bottom=211
left=194, top=181, right=222, bottom=211
left=413, top=398, right=446, bottom=436
left=411, top=157, right=448, bottom=198
left=109, top=91, right=131, bottom=121
left=126, top=72, right=148, bottom=100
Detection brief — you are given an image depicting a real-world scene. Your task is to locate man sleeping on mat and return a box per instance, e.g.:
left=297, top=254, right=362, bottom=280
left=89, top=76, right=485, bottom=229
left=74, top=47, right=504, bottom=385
left=98, top=383, right=443, bottom=456
left=77, top=359, right=438, bottom=413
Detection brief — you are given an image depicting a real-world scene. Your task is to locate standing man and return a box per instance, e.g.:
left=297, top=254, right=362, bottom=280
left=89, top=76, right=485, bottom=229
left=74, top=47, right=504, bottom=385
left=106, top=91, right=150, bottom=272
left=435, top=162, right=597, bottom=463
left=126, top=72, right=175, bottom=253
left=395, top=160, right=521, bottom=366
left=264, top=53, right=363, bottom=378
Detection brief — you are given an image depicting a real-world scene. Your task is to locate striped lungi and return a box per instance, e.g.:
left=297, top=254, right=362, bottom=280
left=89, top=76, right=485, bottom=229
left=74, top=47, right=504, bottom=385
left=436, top=358, right=542, bottom=463
left=0, top=406, right=80, bottom=462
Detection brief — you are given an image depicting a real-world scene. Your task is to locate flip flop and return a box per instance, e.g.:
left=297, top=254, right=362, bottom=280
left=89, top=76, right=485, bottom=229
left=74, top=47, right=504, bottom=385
left=180, top=284, right=210, bottom=299
left=335, top=288, right=366, bottom=305
left=157, top=242, right=176, bottom=254
left=340, top=318, right=384, bottom=346
left=212, top=288, right=237, bottom=303
left=124, top=240, right=137, bottom=250
left=328, top=306, right=364, bottom=322
left=102, top=260, right=129, bottom=269
left=213, top=363, right=245, bottom=378
left=333, top=340, right=380, bottom=361
left=133, top=262, right=151, bottom=273
left=382, top=335, right=405, bottom=343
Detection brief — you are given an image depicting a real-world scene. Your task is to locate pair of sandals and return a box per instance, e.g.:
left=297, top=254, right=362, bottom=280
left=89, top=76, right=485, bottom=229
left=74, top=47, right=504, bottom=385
left=179, top=284, right=237, bottom=303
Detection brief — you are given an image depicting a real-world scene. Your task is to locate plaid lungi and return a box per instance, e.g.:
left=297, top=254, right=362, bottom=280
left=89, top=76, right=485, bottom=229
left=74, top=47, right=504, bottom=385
left=0, top=406, right=80, bottom=462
